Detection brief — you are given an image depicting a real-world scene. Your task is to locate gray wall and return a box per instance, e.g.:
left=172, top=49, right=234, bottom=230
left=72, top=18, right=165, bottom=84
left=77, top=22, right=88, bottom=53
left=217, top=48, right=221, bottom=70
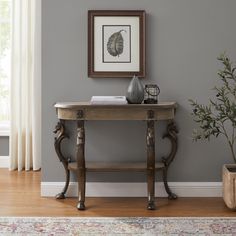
left=0, top=137, right=9, bottom=156
left=42, top=0, right=236, bottom=182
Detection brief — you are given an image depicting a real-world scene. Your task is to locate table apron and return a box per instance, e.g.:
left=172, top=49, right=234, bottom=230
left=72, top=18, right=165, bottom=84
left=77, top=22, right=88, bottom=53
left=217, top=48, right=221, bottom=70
left=57, top=108, right=175, bottom=121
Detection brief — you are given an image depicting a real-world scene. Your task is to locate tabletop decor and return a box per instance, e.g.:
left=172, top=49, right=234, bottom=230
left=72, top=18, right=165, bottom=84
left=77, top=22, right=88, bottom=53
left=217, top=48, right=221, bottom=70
left=189, top=54, right=236, bottom=210
left=88, top=10, right=146, bottom=78
left=1, top=217, right=236, bottom=235
left=126, top=75, right=144, bottom=104
left=144, top=84, right=160, bottom=104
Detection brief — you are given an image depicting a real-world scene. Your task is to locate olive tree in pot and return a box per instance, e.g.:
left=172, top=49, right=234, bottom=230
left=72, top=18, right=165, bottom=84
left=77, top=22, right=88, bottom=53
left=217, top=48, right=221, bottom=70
left=189, top=54, right=236, bottom=210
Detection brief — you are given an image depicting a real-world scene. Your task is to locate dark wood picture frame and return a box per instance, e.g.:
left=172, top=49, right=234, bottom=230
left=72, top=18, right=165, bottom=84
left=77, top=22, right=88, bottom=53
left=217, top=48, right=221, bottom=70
left=88, top=10, right=146, bottom=78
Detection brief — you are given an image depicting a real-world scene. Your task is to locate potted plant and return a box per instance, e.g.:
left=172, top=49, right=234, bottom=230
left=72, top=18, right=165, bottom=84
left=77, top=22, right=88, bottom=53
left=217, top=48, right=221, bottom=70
left=189, top=54, right=236, bottom=210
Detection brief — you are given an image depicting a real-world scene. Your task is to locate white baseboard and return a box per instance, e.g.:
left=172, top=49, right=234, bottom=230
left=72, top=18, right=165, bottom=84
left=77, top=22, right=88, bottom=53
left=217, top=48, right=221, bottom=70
left=0, top=156, right=9, bottom=168
left=41, top=182, right=222, bottom=197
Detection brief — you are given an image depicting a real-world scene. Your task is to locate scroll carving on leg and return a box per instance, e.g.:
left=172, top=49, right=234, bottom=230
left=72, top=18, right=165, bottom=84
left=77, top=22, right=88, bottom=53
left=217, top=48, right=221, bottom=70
left=53, top=120, right=70, bottom=199
left=76, top=120, right=86, bottom=210
left=162, top=121, right=178, bottom=199
left=146, top=119, right=156, bottom=210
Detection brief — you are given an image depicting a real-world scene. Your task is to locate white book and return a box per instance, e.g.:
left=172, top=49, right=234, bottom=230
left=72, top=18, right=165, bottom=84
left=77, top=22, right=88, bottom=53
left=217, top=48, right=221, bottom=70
left=90, top=96, right=128, bottom=105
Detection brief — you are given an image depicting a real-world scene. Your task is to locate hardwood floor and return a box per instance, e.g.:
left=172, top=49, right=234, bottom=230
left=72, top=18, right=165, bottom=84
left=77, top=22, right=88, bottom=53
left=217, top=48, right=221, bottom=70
left=0, top=169, right=235, bottom=217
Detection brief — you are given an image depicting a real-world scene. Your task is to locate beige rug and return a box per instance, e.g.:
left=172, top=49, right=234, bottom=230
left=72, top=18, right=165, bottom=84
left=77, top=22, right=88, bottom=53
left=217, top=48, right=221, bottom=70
left=0, top=217, right=236, bottom=235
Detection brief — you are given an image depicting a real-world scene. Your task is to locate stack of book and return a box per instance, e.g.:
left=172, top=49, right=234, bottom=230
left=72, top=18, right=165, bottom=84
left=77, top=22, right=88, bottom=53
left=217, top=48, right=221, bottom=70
left=90, top=96, right=128, bottom=105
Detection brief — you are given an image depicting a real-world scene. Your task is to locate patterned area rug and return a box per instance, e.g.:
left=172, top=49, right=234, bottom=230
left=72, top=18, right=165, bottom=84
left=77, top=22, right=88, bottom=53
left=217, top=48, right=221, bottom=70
left=0, top=217, right=236, bottom=235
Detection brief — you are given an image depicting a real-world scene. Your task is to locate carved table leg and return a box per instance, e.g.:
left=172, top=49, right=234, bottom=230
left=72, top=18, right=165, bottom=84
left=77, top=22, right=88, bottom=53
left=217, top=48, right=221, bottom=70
left=146, top=119, right=156, bottom=210
left=162, top=121, right=178, bottom=200
left=54, top=120, right=70, bottom=199
left=76, top=120, right=86, bottom=210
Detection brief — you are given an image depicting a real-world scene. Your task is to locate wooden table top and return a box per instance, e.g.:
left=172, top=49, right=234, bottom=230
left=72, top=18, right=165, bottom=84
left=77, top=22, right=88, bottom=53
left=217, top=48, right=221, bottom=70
left=54, top=101, right=177, bottom=109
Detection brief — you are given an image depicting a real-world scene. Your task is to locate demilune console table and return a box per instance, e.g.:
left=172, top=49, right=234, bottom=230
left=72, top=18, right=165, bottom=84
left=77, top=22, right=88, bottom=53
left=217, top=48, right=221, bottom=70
left=54, top=102, right=178, bottom=210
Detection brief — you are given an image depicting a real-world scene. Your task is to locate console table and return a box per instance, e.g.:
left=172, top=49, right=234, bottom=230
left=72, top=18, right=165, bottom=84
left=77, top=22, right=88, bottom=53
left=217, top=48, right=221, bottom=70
left=54, top=102, right=178, bottom=210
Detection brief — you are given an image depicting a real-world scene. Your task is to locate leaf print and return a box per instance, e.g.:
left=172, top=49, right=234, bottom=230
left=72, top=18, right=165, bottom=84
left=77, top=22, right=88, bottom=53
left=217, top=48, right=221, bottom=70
left=107, top=30, right=125, bottom=57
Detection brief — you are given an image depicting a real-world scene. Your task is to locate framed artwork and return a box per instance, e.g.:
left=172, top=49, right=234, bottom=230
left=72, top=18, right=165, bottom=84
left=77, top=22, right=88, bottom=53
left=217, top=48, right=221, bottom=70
left=88, top=10, right=146, bottom=78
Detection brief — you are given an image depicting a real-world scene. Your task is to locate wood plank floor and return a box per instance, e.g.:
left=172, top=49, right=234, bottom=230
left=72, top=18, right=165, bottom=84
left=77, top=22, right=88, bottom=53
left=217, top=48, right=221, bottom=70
left=0, top=169, right=235, bottom=217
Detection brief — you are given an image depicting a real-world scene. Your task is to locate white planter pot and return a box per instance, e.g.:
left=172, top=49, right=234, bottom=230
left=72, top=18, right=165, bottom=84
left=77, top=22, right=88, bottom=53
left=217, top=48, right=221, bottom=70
left=223, top=164, right=236, bottom=210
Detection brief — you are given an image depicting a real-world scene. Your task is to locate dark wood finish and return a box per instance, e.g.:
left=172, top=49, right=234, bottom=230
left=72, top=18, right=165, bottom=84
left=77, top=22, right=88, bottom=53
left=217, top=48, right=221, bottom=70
left=162, top=121, right=178, bottom=199
left=1, top=169, right=235, bottom=217
left=146, top=119, right=156, bottom=210
left=77, top=110, right=84, bottom=119
left=88, top=10, right=146, bottom=78
left=53, top=120, right=70, bottom=199
left=53, top=102, right=178, bottom=210
left=68, top=162, right=165, bottom=172
left=76, top=120, right=86, bottom=210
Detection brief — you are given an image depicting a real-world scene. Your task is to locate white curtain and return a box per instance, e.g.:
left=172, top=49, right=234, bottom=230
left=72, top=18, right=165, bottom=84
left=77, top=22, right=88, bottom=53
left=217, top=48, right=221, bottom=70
left=10, top=0, right=41, bottom=171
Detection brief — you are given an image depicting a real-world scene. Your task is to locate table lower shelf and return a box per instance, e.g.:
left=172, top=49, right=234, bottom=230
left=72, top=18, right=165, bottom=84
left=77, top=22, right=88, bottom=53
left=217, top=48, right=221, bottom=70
left=68, top=161, right=165, bottom=172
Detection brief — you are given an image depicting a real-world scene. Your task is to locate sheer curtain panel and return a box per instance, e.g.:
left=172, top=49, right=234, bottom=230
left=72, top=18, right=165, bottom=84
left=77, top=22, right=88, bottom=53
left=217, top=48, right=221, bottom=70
left=10, top=0, right=41, bottom=171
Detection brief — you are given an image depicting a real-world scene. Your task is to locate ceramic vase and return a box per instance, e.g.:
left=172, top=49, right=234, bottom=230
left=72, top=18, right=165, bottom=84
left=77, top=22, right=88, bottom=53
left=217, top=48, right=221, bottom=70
left=126, top=75, right=144, bottom=104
